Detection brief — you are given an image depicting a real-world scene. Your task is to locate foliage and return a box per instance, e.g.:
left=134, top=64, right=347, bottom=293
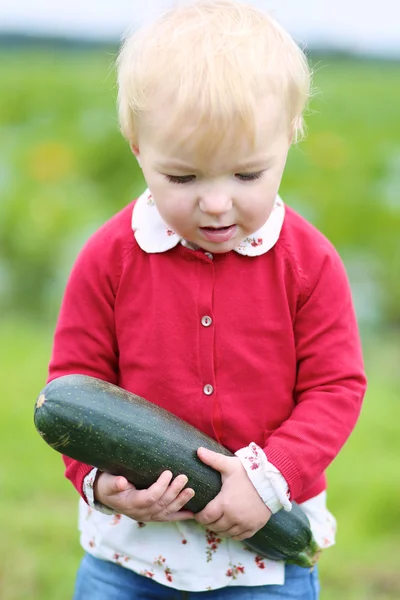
left=1, top=50, right=399, bottom=324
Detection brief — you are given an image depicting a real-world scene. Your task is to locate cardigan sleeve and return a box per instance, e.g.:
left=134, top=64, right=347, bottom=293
left=263, top=248, right=367, bottom=500
left=47, top=227, right=123, bottom=501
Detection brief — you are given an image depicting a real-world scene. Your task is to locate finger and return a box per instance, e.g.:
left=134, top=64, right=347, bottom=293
left=97, top=473, right=135, bottom=499
left=216, top=524, right=243, bottom=538
left=158, top=474, right=190, bottom=506
left=152, top=488, right=196, bottom=521
left=158, top=509, right=195, bottom=522
left=114, top=476, right=135, bottom=493
left=137, top=471, right=173, bottom=508
left=197, top=447, right=233, bottom=474
left=232, top=530, right=254, bottom=542
left=202, top=517, right=233, bottom=534
left=150, top=475, right=190, bottom=513
left=195, top=500, right=224, bottom=525
left=157, top=470, right=174, bottom=485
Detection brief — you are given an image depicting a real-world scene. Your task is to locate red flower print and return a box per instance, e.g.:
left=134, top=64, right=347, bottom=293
left=153, top=555, right=167, bottom=567
left=166, top=229, right=175, bottom=236
left=226, top=564, right=245, bottom=579
left=250, top=444, right=259, bottom=457
left=255, top=556, right=266, bottom=569
left=244, top=452, right=260, bottom=470
left=153, top=557, right=173, bottom=581
left=181, top=539, right=188, bottom=544
left=205, top=529, right=222, bottom=562
left=111, top=514, right=121, bottom=526
left=140, top=570, right=155, bottom=578
left=112, top=553, right=129, bottom=565
left=250, top=237, right=263, bottom=247
left=146, top=193, right=155, bottom=206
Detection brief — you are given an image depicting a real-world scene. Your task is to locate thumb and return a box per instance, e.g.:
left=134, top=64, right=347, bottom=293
left=197, top=447, right=232, bottom=474
left=112, top=475, right=135, bottom=494
left=115, top=476, right=129, bottom=491
left=115, top=475, right=136, bottom=494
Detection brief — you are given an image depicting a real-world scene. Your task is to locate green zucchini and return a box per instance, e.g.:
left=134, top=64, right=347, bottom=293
left=34, top=374, right=321, bottom=567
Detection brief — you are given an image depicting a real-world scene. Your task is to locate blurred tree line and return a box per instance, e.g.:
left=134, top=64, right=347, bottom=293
left=1, top=46, right=399, bottom=328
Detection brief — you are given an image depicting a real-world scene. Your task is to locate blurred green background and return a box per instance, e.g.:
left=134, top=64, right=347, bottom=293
left=1, top=45, right=399, bottom=600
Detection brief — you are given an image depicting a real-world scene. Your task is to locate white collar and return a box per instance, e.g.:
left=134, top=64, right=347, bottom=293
left=131, top=189, right=285, bottom=257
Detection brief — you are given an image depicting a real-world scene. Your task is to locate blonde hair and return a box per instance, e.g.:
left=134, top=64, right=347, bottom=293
left=117, top=0, right=311, bottom=153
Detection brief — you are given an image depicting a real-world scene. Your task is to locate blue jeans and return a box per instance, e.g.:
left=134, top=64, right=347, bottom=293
left=73, top=553, right=319, bottom=599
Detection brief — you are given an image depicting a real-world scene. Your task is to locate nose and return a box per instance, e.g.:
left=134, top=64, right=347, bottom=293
left=199, top=190, right=233, bottom=215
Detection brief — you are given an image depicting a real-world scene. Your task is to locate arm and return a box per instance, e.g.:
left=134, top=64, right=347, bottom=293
left=47, top=230, right=120, bottom=499
left=48, top=225, right=195, bottom=520
left=263, top=249, right=367, bottom=500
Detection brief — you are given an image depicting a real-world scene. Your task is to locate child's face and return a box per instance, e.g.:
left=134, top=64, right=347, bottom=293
left=132, top=95, right=292, bottom=253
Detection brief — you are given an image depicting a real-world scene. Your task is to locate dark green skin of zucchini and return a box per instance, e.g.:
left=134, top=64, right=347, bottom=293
left=34, top=374, right=321, bottom=567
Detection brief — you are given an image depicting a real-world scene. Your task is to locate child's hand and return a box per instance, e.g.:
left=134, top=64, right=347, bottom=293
left=194, top=447, right=271, bottom=541
left=94, top=471, right=195, bottom=522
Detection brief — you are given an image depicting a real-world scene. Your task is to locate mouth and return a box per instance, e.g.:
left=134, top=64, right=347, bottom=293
left=199, top=224, right=237, bottom=243
left=201, top=224, right=233, bottom=230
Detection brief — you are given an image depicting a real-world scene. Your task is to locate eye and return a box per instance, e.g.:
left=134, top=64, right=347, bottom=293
left=164, top=174, right=196, bottom=184
left=235, top=171, right=264, bottom=182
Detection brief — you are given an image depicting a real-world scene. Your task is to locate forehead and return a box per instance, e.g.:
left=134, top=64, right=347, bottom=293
left=138, top=93, right=289, bottom=170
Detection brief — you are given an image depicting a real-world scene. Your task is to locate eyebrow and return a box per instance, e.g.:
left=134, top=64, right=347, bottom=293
left=235, top=157, right=273, bottom=169
left=156, top=156, right=272, bottom=171
left=156, top=160, right=197, bottom=170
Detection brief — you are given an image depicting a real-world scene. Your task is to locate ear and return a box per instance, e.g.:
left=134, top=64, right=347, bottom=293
left=130, top=143, right=142, bottom=167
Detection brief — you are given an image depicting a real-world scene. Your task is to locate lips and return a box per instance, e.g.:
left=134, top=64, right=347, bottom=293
left=199, top=224, right=237, bottom=243
left=201, top=226, right=232, bottom=232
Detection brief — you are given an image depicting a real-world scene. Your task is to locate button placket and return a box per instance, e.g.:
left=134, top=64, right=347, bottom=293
left=197, top=261, right=216, bottom=404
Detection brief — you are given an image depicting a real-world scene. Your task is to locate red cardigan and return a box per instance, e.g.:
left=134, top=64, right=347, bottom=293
left=48, top=200, right=366, bottom=504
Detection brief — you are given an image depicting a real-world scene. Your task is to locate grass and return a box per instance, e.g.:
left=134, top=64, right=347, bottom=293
left=0, top=320, right=80, bottom=600
left=1, top=319, right=399, bottom=599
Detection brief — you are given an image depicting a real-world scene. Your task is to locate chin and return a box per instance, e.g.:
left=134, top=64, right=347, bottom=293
left=207, top=247, right=231, bottom=254
left=204, top=242, right=237, bottom=254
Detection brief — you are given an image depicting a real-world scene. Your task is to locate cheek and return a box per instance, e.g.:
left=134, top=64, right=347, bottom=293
left=250, top=203, right=274, bottom=229
left=153, top=189, right=194, bottom=227
left=240, top=187, right=275, bottom=220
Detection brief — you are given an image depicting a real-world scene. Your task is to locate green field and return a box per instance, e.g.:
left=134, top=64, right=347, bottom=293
left=1, top=51, right=400, bottom=322
left=1, top=47, right=400, bottom=599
